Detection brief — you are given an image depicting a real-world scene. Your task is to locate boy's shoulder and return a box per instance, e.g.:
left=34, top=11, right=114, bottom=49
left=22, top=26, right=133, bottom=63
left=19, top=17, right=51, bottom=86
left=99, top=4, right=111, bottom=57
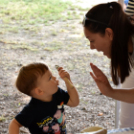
left=17, top=97, right=49, bottom=117
left=53, top=87, right=67, bottom=98
left=53, top=87, right=69, bottom=105
left=21, top=98, right=38, bottom=112
left=54, top=87, right=67, bottom=95
left=20, top=87, right=69, bottom=112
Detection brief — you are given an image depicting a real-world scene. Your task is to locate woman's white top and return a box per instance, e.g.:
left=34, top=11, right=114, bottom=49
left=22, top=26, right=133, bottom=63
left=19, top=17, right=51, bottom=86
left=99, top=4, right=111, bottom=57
left=119, top=35, right=134, bottom=127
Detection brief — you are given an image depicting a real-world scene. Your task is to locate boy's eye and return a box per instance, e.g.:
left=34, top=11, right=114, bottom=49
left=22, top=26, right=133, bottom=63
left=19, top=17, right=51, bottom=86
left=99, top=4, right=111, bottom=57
left=49, top=76, right=52, bottom=80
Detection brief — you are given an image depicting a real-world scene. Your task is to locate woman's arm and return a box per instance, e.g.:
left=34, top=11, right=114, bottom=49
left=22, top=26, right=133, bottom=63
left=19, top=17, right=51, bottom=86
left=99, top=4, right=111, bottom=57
left=90, top=63, right=134, bottom=103
left=111, top=88, right=134, bottom=103
left=9, top=119, right=22, bottom=134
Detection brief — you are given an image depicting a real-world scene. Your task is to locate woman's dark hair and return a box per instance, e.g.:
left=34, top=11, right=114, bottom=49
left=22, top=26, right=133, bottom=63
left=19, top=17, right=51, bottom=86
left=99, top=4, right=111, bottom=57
left=83, top=2, right=134, bottom=85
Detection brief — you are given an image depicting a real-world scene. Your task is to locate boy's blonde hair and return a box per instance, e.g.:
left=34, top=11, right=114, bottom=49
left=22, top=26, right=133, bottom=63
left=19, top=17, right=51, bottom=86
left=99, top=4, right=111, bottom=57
left=16, top=63, right=48, bottom=96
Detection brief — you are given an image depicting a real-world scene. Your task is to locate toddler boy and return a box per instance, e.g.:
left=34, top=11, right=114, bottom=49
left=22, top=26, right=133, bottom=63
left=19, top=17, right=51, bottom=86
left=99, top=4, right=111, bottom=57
left=9, top=63, right=79, bottom=134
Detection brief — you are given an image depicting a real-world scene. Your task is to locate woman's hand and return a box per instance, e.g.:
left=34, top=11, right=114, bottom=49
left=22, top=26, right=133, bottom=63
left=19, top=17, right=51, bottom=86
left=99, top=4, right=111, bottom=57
left=90, top=63, right=114, bottom=96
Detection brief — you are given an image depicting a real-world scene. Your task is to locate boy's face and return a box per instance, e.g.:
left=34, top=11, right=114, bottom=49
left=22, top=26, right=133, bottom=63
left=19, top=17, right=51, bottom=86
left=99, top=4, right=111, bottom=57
left=37, top=69, right=59, bottom=96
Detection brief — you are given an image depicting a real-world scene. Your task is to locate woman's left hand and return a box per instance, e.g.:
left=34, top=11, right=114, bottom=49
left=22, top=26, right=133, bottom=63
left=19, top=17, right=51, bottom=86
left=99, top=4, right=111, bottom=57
left=90, top=63, right=113, bottom=96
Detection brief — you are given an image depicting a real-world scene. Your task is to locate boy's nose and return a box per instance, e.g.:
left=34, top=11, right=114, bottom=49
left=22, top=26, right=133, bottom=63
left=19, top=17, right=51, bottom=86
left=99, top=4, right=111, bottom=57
left=53, top=76, right=57, bottom=81
left=53, top=76, right=56, bottom=80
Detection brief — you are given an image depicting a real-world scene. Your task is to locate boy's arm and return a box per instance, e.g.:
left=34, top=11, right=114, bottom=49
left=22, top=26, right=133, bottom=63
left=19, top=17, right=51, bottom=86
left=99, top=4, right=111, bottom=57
left=9, top=119, right=22, bottom=134
left=58, top=67, right=79, bottom=107
left=64, top=78, right=79, bottom=107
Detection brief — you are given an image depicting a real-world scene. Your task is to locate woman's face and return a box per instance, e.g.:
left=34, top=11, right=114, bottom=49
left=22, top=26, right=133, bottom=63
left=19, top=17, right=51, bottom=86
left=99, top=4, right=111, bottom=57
left=84, top=27, right=113, bottom=58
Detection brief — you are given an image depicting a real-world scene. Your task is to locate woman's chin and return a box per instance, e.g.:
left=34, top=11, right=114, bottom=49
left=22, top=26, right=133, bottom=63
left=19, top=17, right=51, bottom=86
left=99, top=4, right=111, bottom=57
left=103, top=53, right=110, bottom=59
left=106, top=54, right=111, bottom=59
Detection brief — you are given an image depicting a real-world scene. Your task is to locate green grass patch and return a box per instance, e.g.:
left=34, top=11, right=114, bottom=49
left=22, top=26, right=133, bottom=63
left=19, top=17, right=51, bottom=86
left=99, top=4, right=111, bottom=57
left=11, top=44, right=38, bottom=51
left=44, top=40, right=63, bottom=51
left=77, top=6, right=89, bottom=11
left=0, top=0, right=79, bottom=25
left=0, top=0, right=88, bottom=35
left=1, top=39, right=39, bottom=51
left=0, top=115, right=6, bottom=122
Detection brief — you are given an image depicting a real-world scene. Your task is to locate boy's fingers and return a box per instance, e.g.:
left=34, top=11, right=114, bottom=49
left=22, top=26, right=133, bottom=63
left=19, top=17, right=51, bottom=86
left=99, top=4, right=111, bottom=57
left=59, top=70, right=66, bottom=75
left=58, top=67, right=63, bottom=71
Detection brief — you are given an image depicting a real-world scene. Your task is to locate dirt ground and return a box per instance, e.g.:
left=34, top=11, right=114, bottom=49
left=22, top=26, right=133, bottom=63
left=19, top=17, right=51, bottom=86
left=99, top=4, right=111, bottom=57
left=0, top=1, right=116, bottom=134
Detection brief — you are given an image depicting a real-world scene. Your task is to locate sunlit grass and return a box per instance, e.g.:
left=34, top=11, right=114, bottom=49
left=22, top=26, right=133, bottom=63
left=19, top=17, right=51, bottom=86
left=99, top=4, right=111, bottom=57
left=0, top=0, right=89, bottom=52
left=0, top=115, right=6, bottom=122
left=0, top=0, right=79, bottom=25
left=44, top=40, right=63, bottom=51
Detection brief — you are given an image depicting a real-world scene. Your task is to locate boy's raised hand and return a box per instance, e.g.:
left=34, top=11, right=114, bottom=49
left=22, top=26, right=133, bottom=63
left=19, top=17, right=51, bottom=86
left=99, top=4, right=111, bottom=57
left=57, top=67, right=71, bottom=80
left=56, top=66, right=74, bottom=89
left=55, top=66, right=79, bottom=107
left=90, top=63, right=113, bottom=96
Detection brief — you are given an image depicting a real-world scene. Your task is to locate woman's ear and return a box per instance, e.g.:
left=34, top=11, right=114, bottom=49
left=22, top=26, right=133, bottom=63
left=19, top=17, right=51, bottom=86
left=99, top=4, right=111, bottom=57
left=105, top=28, right=113, bottom=41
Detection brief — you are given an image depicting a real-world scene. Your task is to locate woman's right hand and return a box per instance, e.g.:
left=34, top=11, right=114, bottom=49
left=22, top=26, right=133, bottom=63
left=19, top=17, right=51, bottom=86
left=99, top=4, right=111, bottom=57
left=90, top=63, right=114, bottom=97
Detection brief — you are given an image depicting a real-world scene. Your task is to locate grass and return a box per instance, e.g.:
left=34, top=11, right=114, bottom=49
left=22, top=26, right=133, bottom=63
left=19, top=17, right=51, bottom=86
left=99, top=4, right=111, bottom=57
left=44, top=40, right=63, bottom=51
left=0, top=39, right=39, bottom=51
left=0, top=0, right=88, bottom=52
left=0, top=115, right=6, bottom=122
left=0, top=0, right=80, bottom=25
left=11, top=44, right=38, bottom=51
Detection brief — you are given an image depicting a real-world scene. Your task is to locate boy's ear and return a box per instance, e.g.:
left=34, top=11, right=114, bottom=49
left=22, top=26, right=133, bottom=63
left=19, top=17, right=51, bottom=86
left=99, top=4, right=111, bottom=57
left=105, top=28, right=113, bottom=41
left=34, top=87, right=44, bottom=96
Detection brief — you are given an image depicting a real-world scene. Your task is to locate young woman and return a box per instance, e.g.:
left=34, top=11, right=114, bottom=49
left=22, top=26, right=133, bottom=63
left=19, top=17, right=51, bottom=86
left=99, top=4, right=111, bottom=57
left=82, top=2, right=134, bottom=128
